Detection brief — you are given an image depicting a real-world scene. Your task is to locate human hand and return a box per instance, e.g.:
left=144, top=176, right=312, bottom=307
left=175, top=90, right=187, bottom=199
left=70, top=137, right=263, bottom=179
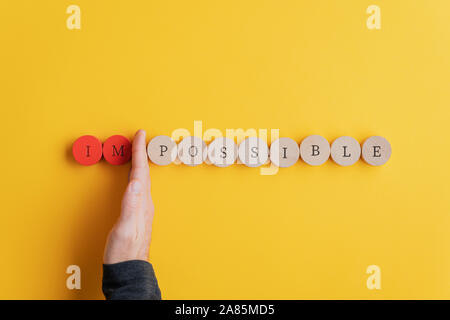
left=103, top=130, right=155, bottom=264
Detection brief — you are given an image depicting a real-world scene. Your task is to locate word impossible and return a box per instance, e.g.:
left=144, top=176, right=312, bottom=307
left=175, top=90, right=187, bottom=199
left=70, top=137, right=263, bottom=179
left=72, top=134, right=391, bottom=167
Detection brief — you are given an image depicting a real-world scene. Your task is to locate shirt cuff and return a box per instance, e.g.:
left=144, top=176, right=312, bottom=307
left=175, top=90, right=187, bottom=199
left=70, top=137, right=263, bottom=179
left=102, top=260, right=161, bottom=300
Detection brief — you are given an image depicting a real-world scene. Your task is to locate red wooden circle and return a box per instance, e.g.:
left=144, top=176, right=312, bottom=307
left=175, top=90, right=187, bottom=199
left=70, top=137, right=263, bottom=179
left=103, top=135, right=132, bottom=165
left=72, top=135, right=103, bottom=166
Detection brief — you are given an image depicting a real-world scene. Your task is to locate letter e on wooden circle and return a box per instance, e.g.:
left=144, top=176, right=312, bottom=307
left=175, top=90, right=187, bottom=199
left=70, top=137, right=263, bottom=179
left=361, top=136, right=391, bottom=166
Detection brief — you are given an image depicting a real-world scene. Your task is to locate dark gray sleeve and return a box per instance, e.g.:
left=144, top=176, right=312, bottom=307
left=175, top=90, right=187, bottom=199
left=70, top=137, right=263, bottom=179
left=102, top=260, right=161, bottom=300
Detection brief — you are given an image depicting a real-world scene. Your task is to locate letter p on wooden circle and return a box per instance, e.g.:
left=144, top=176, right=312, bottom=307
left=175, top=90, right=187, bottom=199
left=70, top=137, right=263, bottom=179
left=147, top=135, right=177, bottom=166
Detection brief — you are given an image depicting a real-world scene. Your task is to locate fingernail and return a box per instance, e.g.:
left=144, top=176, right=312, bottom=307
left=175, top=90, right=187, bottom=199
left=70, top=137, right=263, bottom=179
left=130, top=180, right=142, bottom=193
left=136, top=129, right=146, bottom=138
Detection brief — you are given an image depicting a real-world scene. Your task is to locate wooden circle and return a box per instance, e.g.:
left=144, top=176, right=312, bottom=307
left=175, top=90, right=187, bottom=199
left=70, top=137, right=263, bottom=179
left=207, top=137, right=237, bottom=168
left=238, top=137, right=269, bottom=168
left=330, top=136, right=361, bottom=166
left=299, top=135, right=330, bottom=166
left=269, top=137, right=299, bottom=168
left=177, top=136, right=207, bottom=166
left=361, top=136, right=391, bottom=166
left=103, top=135, right=132, bottom=165
left=147, top=135, right=177, bottom=166
left=72, top=135, right=102, bottom=166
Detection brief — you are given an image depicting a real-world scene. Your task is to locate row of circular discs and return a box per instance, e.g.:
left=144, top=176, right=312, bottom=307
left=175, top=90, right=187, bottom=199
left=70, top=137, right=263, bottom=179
left=73, top=134, right=391, bottom=167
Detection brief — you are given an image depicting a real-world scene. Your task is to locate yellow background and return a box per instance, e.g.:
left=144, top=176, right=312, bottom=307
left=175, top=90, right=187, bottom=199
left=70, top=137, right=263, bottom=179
left=1, top=0, right=449, bottom=299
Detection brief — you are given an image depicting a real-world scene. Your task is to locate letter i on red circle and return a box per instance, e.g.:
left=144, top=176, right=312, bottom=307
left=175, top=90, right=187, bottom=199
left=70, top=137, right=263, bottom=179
left=103, top=135, right=132, bottom=165
left=72, top=135, right=103, bottom=166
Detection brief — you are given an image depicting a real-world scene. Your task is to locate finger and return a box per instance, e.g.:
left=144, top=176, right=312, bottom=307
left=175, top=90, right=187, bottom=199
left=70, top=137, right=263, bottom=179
left=130, top=129, right=150, bottom=182
left=120, top=179, right=143, bottom=220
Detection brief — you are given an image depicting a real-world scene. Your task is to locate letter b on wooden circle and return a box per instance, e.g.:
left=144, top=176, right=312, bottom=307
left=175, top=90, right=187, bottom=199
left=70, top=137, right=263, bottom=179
left=299, top=135, right=330, bottom=166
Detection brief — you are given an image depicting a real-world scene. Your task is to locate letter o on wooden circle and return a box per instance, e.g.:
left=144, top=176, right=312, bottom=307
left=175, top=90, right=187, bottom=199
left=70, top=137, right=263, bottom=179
left=177, top=136, right=207, bottom=166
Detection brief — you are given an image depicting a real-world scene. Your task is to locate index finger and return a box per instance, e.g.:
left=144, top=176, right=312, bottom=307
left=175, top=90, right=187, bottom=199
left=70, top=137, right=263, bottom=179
left=130, top=129, right=149, bottom=181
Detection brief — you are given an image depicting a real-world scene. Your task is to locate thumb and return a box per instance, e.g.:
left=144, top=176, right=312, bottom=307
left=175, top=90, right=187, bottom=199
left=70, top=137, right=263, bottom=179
left=120, top=179, right=143, bottom=219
